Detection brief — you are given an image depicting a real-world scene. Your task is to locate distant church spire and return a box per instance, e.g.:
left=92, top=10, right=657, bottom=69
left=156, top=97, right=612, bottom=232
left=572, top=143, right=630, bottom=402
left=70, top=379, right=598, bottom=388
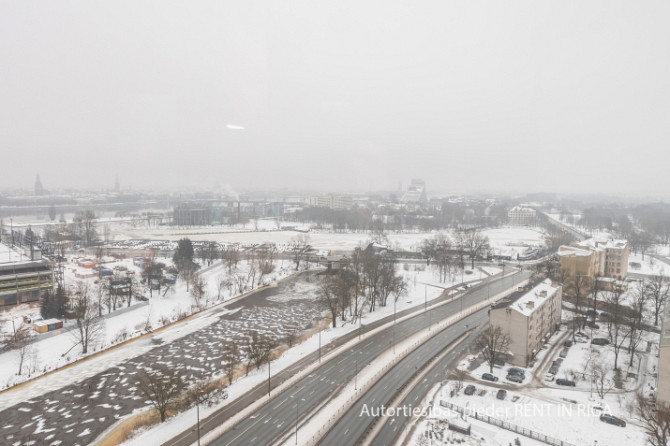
left=35, top=174, right=44, bottom=196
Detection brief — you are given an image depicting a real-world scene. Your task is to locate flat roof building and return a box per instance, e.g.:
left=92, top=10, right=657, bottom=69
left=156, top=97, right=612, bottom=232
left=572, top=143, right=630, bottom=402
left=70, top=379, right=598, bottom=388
left=489, top=279, right=562, bottom=367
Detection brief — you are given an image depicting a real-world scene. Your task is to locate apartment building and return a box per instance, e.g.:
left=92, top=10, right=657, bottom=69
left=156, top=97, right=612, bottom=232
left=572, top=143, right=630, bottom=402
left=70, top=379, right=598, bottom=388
left=507, top=206, right=537, bottom=226
left=489, top=279, right=562, bottom=367
left=558, top=238, right=629, bottom=292
left=307, top=194, right=353, bottom=210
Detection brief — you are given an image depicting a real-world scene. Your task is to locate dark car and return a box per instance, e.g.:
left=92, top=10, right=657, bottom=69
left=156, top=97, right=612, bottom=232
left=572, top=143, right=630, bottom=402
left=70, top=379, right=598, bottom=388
left=496, top=389, right=507, bottom=400
left=563, top=340, right=573, bottom=348
left=464, top=385, right=476, bottom=395
left=548, top=364, right=559, bottom=375
left=507, top=374, right=523, bottom=383
left=508, top=367, right=525, bottom=377
left=592, top=338, right=610, bottom=346
left=493, top=358, right=505, bottom=367
left=556, top=379, right=576, bottom=387
left=600, top=414, right=626, bottom=427
left=482, top=373, right=499, bottom=382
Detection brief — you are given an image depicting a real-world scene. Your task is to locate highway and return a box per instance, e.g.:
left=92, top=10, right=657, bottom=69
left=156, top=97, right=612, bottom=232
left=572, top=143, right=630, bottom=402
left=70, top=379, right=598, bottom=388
left=368, top=320, right=486, bottom=446
left=199, top=270, right=530, bottom=446
left=318, top=311, right=487, bottom=446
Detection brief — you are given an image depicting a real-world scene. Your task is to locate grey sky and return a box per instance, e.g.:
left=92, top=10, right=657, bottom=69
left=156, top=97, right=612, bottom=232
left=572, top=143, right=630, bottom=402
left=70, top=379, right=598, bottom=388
left=1, top=1, right=669, bottom=196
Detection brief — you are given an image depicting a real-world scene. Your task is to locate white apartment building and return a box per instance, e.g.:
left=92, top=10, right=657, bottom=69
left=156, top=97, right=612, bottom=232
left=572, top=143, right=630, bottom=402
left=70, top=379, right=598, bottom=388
left=489, top=279, right=562, bottom=367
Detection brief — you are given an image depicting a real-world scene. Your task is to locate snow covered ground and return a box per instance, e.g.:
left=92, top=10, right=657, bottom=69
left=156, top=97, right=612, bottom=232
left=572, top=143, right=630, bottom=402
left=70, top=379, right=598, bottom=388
left=407, top=378, right=648, bottom=446
left=119, top=267, right=502, bottom=446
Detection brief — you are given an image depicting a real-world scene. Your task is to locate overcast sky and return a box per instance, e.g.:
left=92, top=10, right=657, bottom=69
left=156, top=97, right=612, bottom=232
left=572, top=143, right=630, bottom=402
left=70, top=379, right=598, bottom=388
left=1, top=1, right=669, bottom=197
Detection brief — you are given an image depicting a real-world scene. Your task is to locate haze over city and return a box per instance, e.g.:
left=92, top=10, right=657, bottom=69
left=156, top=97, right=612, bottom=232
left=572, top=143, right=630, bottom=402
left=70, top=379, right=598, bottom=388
left=1, top=1, right=669, bottom=197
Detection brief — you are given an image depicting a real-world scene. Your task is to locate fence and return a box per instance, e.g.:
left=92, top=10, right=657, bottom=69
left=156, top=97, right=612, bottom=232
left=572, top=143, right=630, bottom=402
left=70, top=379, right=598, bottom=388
left=439, top=400, right=577, bottom=446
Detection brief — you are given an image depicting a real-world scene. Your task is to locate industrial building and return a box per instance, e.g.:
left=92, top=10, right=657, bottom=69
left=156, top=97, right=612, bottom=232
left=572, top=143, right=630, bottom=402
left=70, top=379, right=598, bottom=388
left=0, top=243, right=53, bottom=308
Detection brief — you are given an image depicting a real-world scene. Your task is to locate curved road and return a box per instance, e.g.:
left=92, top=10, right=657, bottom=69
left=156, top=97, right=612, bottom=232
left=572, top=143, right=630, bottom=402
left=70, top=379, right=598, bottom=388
left=199, top=270, right=530, bottom=446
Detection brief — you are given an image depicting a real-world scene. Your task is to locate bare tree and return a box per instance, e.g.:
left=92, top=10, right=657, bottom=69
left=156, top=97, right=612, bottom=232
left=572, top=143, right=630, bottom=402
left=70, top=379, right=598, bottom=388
left=319, top=275, right=342, bottom=328
left=627, top=281, right=648, bottom=367
left=222, top=342, right=240, bottom=385
left=636, top=394, right=670, bottom=446
left=466, top=229, right=490, bottom=269
left=475, top=325, right=511, bottom=373
left=289, top=234, right=311, bottom=271
left=136, top=366, right=185, bottom=423
left=647, top=274, right=670, bottom=326
left=3, top=322, right=34, bottom=375
left=190, top=274, right=207, bottom=311
left=72, top=209, right=98, bottom=247
left=178, top=260, right=198, bottom=292
left=573, top=275, right=592, bottom=331
left=454, top=230, right=467, bottom=270
left=590, top=359, right=616, bottom=399
left=605, top=286, right=630, bottom=371
left=245, top=331, right=277, bottom=375
left=71, top=283, right=105, bottom=354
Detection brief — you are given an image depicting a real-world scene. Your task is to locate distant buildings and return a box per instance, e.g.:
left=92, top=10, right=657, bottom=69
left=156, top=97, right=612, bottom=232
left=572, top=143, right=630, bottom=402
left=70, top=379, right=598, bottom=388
left=401, top=179, right=427, bottom=204
left=507, top=206, right=536, bottom=226
left=489, top=279, right=563, bottom=367
left=0, top=243, right=53, bottom=308
left=307, top=194, right=353, bottom=210
left=558, top=238, right=629, bottom=290
left=173, top=203, right=212, bottom=226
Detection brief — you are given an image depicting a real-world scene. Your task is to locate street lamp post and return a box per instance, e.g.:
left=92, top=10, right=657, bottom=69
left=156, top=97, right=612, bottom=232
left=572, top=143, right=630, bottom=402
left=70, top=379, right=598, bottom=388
left=196, top=401, right=201, bottom=446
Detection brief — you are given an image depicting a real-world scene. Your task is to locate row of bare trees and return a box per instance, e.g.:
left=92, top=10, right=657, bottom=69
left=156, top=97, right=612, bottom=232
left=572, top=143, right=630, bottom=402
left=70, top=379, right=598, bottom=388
left=318, top=247, right=407, bottom=328
left=420, top=229, right=490, bottom=282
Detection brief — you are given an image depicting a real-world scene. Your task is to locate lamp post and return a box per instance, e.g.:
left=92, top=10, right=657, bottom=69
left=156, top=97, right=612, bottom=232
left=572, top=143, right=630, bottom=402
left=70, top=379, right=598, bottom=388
left=293, top=392, right=304, bottom=445
left=196, top=399, right=201, bottom=446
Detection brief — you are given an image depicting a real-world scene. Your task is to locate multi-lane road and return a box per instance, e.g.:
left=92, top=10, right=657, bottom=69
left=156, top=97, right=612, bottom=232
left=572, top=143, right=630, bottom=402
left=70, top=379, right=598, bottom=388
left=186, top=269, right=530, bottom=446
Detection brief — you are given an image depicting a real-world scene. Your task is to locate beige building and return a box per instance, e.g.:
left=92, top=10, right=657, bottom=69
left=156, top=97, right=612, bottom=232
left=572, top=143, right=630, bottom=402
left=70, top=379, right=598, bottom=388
left=558, top=238, right=629, bottom=292
left=490, top=279, right=562, bottom=367
left=657, top=302, right=670, bottom=410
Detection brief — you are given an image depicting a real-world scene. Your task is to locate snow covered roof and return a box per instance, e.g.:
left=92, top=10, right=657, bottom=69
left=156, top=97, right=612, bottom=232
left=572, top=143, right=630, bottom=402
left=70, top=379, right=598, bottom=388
left=495, top=279, right=560, bottom=317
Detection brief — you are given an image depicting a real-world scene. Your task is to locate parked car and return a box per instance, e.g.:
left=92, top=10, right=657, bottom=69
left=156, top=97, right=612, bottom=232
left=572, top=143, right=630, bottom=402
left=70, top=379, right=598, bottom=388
left=592, top=338, right=610, bottom=346
left=548, top=364, right=559, bottom=375
left=559, top=348, right=569, bottom=358
left=464, top=385, right=476, bottom=395
left=563, top=340, right=573, bottom=347
left=600, top=414, right=626, bottom=427
left=544, top=373, right=555, bottom=382
left=507, top=374, right=523, bottom=383
left=493, top=358, right=505, bottom=367
left=496, top=389, right=507, bottom=400
left=556, top=379, right=576, bottom=387
left=508, top=367, right=525, bottom=377
left=482, top=373, right=499, bottom=382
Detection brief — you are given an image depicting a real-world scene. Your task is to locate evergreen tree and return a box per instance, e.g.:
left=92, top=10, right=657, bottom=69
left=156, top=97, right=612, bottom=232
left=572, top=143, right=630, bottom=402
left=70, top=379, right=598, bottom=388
left=173, top=238, right=195, bottom=265
left=41, top=290, right=52, bottom=319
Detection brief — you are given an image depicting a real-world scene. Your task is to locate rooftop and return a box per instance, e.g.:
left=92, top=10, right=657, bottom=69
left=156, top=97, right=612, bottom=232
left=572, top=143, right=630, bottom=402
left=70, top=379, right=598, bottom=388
left=491, top=278, right=560, bottom=317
